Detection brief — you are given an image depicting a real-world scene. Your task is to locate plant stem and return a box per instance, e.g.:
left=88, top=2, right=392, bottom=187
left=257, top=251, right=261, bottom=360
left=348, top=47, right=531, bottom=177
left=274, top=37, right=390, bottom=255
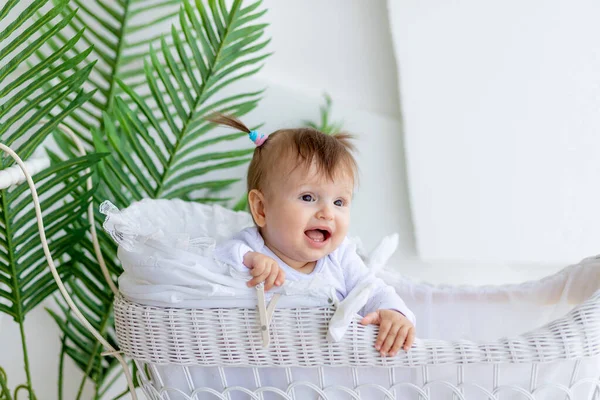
left=0, top=367, right=11, bottom=400
left=2, top=192, right=35, bottom=400
left=17, top=322, right=35, bottom=399
left=105, top=0, right=131, bottom=112
left=13, top=385, right=27, bottom=400
left=111, top=387, right=131, bottom=400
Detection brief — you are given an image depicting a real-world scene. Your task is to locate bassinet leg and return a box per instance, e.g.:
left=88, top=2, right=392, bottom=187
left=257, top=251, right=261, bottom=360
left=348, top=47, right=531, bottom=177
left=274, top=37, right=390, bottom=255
left=218, top=366, right=232, bottom=400
left=149, top=364, right=173, bottom=400
left=318, top=367, right=326, bottom=400
left=182, top=366, right=199, bottom=400
left=529, top=364, right=538, bottom=395
left=565, top=360, right=581, bottom=400
left=493, top=364, right=499, bottom=400
left=285, top=367, right=297, bottom=400
left=421, top=366, right=430, bottom=400
left=388, top=368, right=397, bottom=399
left=453, top=365, right=464, bottom=400
left=252, top=367, right=265, bottom=400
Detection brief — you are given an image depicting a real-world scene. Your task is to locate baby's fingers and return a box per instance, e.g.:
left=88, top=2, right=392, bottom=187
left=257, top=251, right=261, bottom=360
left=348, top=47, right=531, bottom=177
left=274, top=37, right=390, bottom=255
left=264, top=268, right=278, bottom=291
left=250, top=263, right=266, bottom=277
left=247, top=264, right=271, bottom=287
left=274, top=268, right=285, bottom=287
left=374, top=320, right=391, bottom=353
left=389, top=326, right=410, bottom=356
left=360, top=312, right=380, bottom=326
left=403, top=327, right=415, bottom=351
left=380, top=325, right=399, bottom=356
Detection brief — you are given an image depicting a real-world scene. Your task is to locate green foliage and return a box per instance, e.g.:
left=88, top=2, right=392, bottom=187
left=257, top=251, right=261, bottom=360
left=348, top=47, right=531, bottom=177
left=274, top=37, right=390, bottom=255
left=45, top=0, right=271, bottom=398
left=40, top=0, right=187, bottom=145
left=0, top=0, right=96, bottom=397
left=99, top=0, right=269, bottom=203
left=0, top=154, right=104, bottom=322
left=2, top=0, right=273, bottom=397
left=0, top=0, right=95, bottom=160
left=0, top=368, right=10, bottom=400
left=303, top=93, right=344, bottom=135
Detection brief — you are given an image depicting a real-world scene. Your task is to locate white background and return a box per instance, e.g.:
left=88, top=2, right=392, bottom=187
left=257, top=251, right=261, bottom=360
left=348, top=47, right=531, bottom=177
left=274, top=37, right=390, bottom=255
left=388, top=0, right=600, bottom=264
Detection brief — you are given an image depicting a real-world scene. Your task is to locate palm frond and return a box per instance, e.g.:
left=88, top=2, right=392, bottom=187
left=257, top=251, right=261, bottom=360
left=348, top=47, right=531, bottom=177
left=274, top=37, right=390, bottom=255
left=48, top=131, right=133, bottom=397
left=0, top=153, right=104, bottom=323
left=47, top=1, right=269, bottom=395
left=52, top=188, right=141, bottom=399
left=1, top=2, right=97, bottom=395
left=0, top=0, right=96, bottom=320
left=99, top=0, right=269, bottom=204
left=0, top=0, right=95, bottom=163
left=48, top=253, right=121, bottom=398
left=34, top=0, right=186, bottom=145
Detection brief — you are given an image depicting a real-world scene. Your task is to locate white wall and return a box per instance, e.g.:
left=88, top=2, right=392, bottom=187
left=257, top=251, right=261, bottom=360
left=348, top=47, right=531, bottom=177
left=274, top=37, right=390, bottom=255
left=1, top=1, right=415, bottom=399
left=388, top=0, right=600, bottom=264
left=257, top=0, right=404, bottom=118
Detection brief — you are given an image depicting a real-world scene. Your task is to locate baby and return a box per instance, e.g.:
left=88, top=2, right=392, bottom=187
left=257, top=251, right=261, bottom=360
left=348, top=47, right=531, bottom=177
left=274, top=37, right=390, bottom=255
left=211, top=114, right=416, bottom=356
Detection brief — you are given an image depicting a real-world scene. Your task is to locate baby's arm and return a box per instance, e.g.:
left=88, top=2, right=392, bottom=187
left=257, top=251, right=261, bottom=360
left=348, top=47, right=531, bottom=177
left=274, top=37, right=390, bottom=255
left=214, top=228, right=285, bottom=291
left=340, top=241, right=416, bottom=355
left=341, top=246, right=416, bottom=324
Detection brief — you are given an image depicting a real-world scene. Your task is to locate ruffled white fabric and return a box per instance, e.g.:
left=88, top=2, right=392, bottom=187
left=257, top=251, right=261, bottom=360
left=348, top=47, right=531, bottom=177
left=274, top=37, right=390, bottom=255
left=100, top=199, right=398, bottom=341
left=383, top=254, right=600, bottom=341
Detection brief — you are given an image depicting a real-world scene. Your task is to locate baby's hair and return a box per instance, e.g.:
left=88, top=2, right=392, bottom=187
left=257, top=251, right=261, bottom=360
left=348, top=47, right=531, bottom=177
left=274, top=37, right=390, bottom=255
left=207, top=113, right=358, bottom=193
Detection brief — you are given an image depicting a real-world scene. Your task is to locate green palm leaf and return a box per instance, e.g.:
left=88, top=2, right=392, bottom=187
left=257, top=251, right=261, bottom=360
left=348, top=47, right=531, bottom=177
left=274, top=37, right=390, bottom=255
left=100, top=0, right=269, bottom=203
left=50, top=209, right=126, bottom=399
left=0, top=153, right=103, bottom=399
left=49, top=258, right=121, bottom=399
left=0, top=154, right=104, bottom=321
left=45, top=134, right=131, bottom=399
left=49, top=0, right=269, bottom=396
left=36, top=0, right=186, bottom=146
left=0, top=0, right=95, bottom=162
left=1, top=0, right=96, bottom=396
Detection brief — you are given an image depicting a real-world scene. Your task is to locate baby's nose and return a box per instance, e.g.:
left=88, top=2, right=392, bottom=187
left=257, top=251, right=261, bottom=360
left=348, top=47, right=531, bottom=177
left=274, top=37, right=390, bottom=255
left=317, top=205, right=334, bottom=220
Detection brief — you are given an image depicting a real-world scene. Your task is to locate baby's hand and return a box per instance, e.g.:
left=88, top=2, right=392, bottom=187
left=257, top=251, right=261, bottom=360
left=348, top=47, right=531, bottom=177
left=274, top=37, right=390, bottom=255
left=242, top=252, right=285, bottom=291
left=360, top=309, right=415, bottom=357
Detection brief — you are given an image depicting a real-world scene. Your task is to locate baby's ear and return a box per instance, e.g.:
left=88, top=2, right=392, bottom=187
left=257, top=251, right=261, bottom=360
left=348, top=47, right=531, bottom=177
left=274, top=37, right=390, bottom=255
left=248, top=189, right=267, bottom=227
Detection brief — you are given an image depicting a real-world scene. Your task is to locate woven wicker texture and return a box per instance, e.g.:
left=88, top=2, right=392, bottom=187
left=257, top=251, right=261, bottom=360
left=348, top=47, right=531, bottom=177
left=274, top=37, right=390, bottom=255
left=114, top=288, right=600, bottom=368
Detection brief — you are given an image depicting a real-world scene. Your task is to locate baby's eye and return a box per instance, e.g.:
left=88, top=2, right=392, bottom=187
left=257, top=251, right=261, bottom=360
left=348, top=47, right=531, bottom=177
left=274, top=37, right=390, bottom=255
left=334, top=199, right=344, bottom=207
left=301, top=194, right=314, bottom=202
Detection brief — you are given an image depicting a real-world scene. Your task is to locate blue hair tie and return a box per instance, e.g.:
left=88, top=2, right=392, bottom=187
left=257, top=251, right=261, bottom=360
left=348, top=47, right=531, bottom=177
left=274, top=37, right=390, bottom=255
left=249, top=130, right=267, bottom=146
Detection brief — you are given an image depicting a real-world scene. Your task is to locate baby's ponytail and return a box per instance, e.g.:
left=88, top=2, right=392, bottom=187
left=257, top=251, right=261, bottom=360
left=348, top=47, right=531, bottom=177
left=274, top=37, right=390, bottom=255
left=207, top=113, right=251, bottom=134
left=208, top=113, right=268, bottom=147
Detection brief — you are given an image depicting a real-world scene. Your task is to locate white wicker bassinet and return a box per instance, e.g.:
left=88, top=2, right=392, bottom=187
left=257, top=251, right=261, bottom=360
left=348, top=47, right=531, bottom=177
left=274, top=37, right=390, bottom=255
left=113, top=269, right=600, bottom=400
left=5, top=132, right=599, bottom=400
left=104, top=199, right=600, bottom=400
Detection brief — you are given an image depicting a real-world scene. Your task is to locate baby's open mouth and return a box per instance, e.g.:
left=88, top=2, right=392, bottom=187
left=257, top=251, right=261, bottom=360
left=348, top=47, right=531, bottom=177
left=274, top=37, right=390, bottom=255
left=305, top=229, right=331, bottom=242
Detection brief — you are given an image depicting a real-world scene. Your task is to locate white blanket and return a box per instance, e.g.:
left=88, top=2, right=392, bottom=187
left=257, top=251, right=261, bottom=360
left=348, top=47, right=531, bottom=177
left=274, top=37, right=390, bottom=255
left=102, top=198, right=600, bottom=399
left=101, top=198, right=399, bottom=341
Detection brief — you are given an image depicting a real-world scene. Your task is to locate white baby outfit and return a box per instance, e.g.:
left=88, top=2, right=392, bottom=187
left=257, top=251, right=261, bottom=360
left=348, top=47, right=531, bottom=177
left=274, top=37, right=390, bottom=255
left=214, top=226, right=416, bottom=325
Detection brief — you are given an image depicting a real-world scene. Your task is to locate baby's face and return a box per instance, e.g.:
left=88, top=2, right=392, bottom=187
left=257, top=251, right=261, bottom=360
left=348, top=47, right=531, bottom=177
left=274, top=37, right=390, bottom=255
left=260, top=162, right=353, bottom=268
